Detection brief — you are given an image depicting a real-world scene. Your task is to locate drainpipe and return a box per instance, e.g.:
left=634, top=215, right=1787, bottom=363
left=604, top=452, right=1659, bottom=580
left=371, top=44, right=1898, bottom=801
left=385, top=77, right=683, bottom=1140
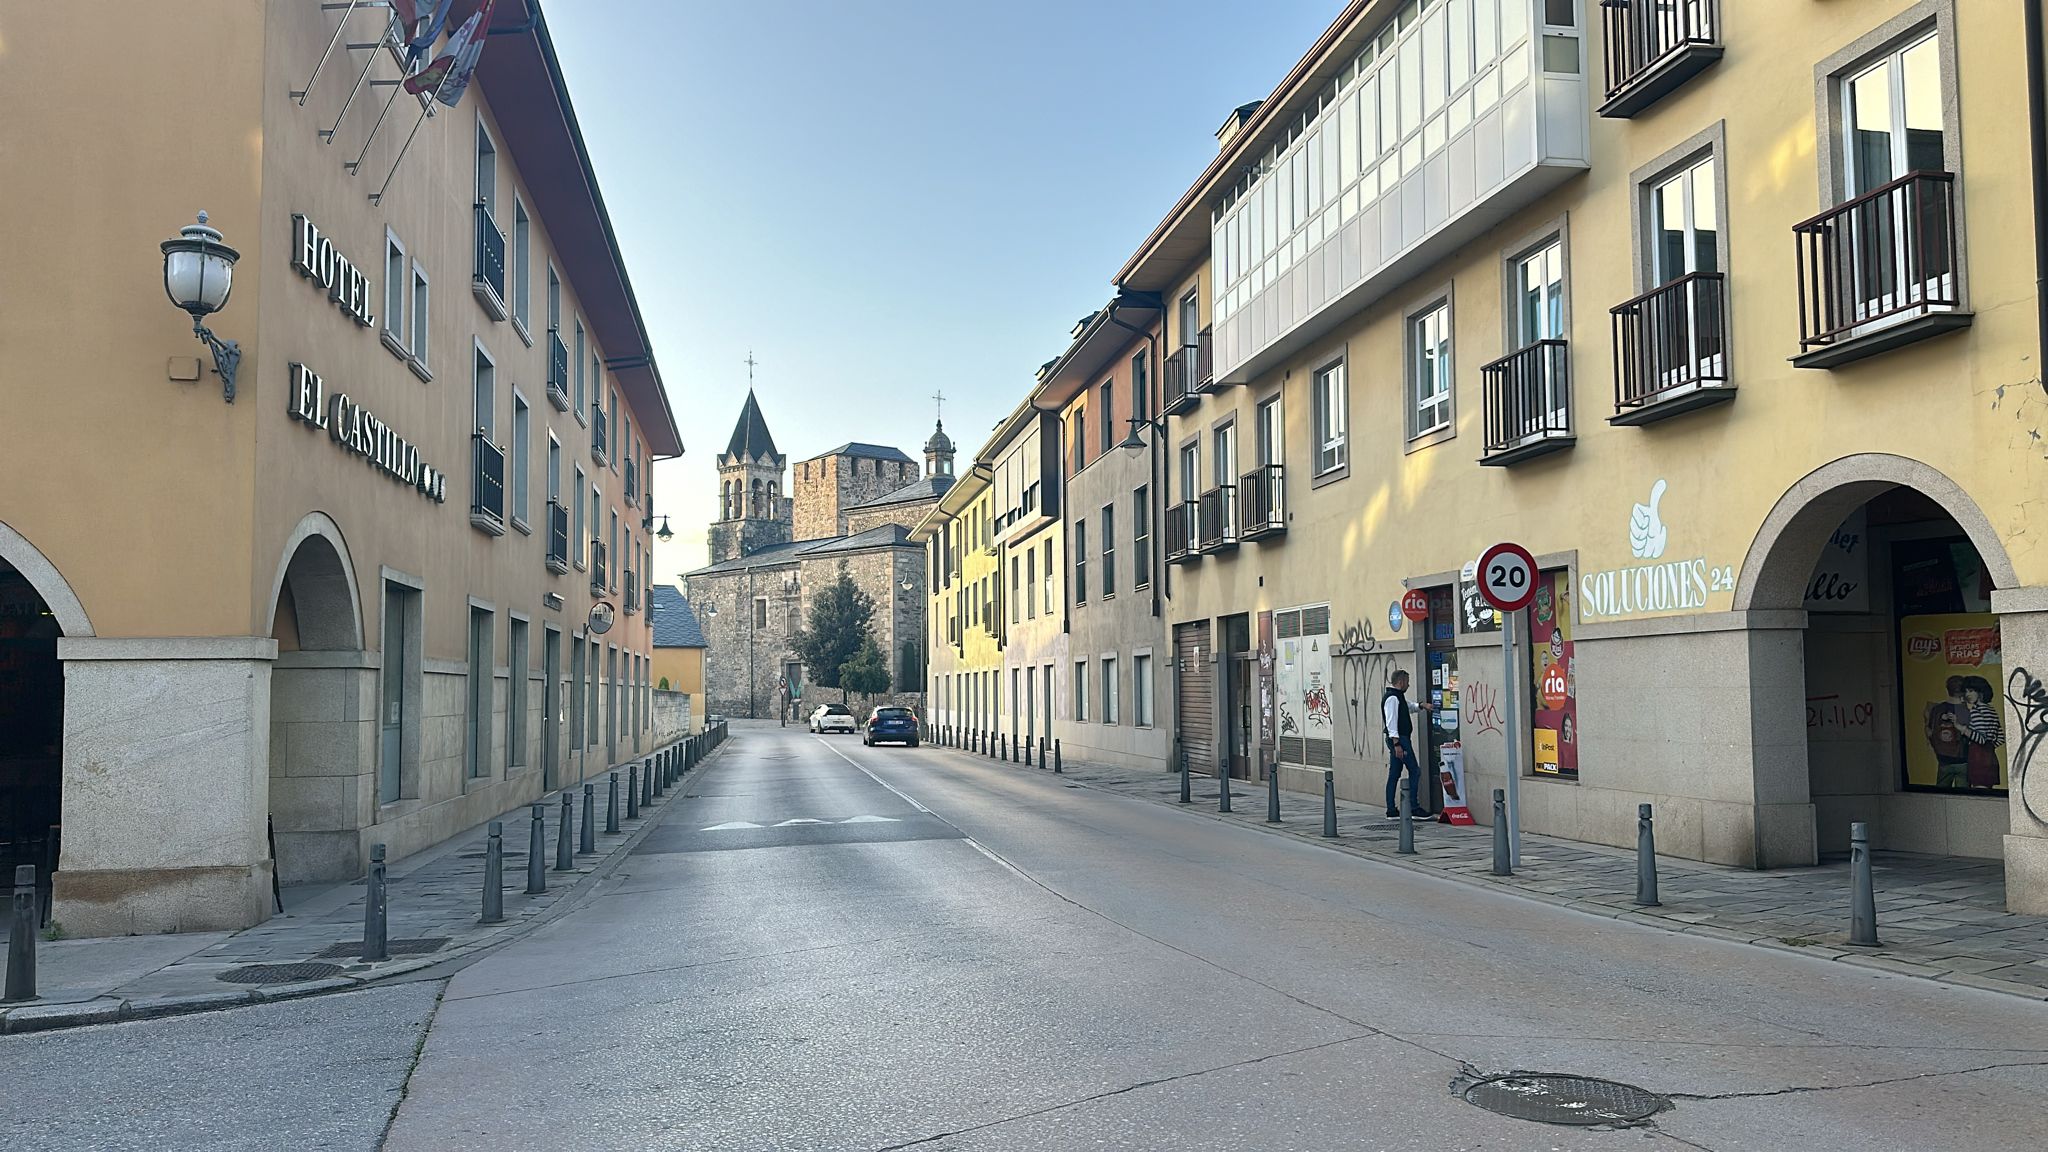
left=2026, top=0, right=2048, bottom=395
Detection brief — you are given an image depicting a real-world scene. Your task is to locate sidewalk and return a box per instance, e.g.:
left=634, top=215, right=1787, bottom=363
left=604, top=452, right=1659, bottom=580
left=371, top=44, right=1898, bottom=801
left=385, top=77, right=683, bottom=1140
left=956, top=742, right=2048, bottom=1002
left=0, top=737, right=722, bottom=1035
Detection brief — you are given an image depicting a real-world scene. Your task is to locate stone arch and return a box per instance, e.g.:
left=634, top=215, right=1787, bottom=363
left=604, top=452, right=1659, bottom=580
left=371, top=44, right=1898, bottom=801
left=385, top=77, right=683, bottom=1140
left=1735, top=454, right=2016, bottom=613
left=266, top=513, right=363, bottom=651
left=0, top=518, right=92, bottom=637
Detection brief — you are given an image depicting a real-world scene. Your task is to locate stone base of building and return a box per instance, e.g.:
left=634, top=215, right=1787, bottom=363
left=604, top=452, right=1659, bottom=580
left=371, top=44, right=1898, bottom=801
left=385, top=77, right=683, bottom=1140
left=2005, top=835, right=2048, bottom=915
left=52, top=864, right=272, bottom=936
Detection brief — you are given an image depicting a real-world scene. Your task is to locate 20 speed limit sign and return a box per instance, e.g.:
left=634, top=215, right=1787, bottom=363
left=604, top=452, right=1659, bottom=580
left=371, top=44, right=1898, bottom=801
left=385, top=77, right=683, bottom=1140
left=1476, top=541, right=1537, bottom=613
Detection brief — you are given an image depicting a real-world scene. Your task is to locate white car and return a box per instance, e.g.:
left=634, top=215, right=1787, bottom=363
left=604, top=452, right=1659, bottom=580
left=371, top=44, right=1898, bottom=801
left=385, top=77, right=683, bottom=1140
left=809, top=704, right=856, bottom=734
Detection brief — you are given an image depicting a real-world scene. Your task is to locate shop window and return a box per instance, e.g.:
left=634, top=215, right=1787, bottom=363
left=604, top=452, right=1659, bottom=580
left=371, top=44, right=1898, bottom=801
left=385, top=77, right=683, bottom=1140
left=1893, top=537, right=2004, bottom=795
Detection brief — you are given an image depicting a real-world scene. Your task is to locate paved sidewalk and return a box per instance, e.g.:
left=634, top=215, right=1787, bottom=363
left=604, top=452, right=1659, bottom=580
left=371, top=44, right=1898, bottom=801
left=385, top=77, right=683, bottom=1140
left=948, top=741, right=2048, bottom=1002
left=0, top=739, right=722, bottom=1035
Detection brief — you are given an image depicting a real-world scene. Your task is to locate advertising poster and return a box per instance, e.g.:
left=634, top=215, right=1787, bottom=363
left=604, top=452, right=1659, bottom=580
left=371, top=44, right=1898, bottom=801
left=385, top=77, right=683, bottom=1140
left=1302, top=630, right=1334, bottom=745
left=1438, top=744, right=1474, bottom=825
left=1529, top=570, right=1579, bottom=778
left=1900, top=613, right=2007, bottom=792
left=1276, top=631, right=1302, bottom=762
left=1257, top=610, right=1276, bottom=750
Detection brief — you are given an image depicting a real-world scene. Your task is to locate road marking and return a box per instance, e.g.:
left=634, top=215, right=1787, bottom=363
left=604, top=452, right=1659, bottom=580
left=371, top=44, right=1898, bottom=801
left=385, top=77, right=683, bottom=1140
left=839, top=815, right=900, bottom=824
left=812, top=737, right=932, bottom=813
left=701, top=816, right=902, bottom=831
left=773, top=818, right=830, bottom=826
left=700, top=821, right=763, bottom=831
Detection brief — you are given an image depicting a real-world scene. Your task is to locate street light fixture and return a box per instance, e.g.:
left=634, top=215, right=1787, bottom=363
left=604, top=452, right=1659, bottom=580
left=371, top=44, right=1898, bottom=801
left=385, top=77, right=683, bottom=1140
left=655, top=515, right=674, bottom=542
left=160, top=212, right=242, bottom=403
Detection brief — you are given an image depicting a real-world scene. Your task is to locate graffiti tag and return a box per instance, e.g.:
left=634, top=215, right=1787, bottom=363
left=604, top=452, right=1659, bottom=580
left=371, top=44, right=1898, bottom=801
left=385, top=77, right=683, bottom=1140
left=1334, top=619, right=1399, bottom=757
left=2005, top=667, right=2048, bottom=828
left=1465, top=681, right=1504, bottom=737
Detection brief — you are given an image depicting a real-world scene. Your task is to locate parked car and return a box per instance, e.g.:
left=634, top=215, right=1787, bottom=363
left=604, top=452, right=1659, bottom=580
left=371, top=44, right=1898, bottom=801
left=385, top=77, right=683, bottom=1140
left=863, top=706, right=920, bottom=747
left=809, top=703, right=856, bottom=734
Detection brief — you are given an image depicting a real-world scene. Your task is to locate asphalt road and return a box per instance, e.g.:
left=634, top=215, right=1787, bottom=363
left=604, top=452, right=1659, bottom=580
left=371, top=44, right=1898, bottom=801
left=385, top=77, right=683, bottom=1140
left=8, top=721, right=2047, bottom=1150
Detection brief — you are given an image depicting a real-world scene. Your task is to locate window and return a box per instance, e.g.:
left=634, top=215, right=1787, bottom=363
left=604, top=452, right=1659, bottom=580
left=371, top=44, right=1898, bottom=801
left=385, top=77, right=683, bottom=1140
left=383, top=231, right=406, bottom=346
left=547, top=265, right=560, bottom=332
left=573, top=320, right=587, bottom=416
left=1131, top=350, right=1150, bottom=423
left=507, top=618, right=528, bottom=768
left=573, top=466, right=587, bottom=567
left=1514, top=238, right=1566, bottom=348
left=472, top=344, right=495, bottom=440
left=511, top=199, right=531, bottom=332
left=1134, top=653, right=1154, bottom=727
left=609, top=389, right=621, bottom=471
left=548, top=437, right=561, bottom=502
left=1073, top=661, right=1089, bottom=722
left=589, top=485, right=601, bottom=569
left=1074, top=408, right=1086, bottom=473
left=1212, top=422, right=1236, bottom=488
left=1179, top=442, right=1199, bottom=503
left=1180, top=290, right=1200, bottom=352
left=1073, top=518, right=1088, bottom=604
left=1312, top=360, right=1347, bottom=475
left=511, top=394, right=530, bottom=527
left=1098, top=380, right=1114, bottom=453
left=1100, top=505, right=1116, bottom=598
left=609, top=510, right=619, bottom=590
left=1025, top=549, right=1037, bottom=618
left=1256, top=397, right=1282, bottom=465
left=1843, top=33, right=1943, bottom=201
left=465, top=607, right=493, bottom=778
left=409, top=262, right=430, bottom=366
left=1010, top=557, right=1020, bottom=625
left=1041, top=539, right=1053, bottom=609
left=1102, top=657, right=1119, bottom=725
left=1133, top=486, right=1151, bottom=588
left=1408, top=301, right=1453, bottom=439
left=754, top=598, right=768, bottom=629
left=474, top=122, right=496, bottom=213
left=1651, top=157, right=1719, bottom=287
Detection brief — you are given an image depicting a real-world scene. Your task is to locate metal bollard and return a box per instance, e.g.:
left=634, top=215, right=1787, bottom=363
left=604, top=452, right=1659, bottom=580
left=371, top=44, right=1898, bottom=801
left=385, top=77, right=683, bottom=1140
left=1179, top=747, right=1191, bottom=804
left=1491, top=790, right=1512, bottom=876
left=651, top=755, right=665, bottom=799
left=480, top=822, right=504, bottom=924
left=1634, top=804, right=1660, bottom=907
left=362, top=844, right=389, bottom=961
left=1267, top=757, right=1281, bottom=824
left=1322, top=771, right=1338, bottom=838
left=6, top=865, right=37, bottom=1003
left=526, top=804, right=547, bottom=894
left=1849, top=821, right=1880, bottom=946
left=1398, top=781, right=1416, bottom=854
left=1053, top=738, right=1063, bottom=775
left=607, top=771, right=621, bottom=833
left=1218, top=761, right=1232, bottom=813
left=644, top=757, right=656, bottom=805
left=555, top=792, right=574, bottom=871
left=627, top=765, right=640, bottom=818
left=1024, top=738, right=1033, bottom=767
left=581, top=783, right=596, bottom=854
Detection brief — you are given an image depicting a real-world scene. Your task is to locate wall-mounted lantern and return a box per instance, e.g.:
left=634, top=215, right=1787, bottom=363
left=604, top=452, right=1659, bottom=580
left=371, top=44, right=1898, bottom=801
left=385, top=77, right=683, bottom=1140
left=160, top=211, right=242, bottom=403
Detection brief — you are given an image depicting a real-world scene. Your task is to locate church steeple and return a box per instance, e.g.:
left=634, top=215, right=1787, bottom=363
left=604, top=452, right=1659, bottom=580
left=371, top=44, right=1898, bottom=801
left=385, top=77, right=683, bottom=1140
left=923, top=389, right=954, bottom=478
left=723, top=388, right=780, bottom=465
left=707, top=382, right=792, bottom=565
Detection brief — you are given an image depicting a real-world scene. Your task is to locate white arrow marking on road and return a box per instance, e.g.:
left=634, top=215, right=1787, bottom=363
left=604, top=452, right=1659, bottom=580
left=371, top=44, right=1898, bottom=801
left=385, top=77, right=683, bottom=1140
left=700, top=821, right=764, bottom=831
left=773, top=818, right=831, bottom=826
left=839, top=815, right=900, bottom=824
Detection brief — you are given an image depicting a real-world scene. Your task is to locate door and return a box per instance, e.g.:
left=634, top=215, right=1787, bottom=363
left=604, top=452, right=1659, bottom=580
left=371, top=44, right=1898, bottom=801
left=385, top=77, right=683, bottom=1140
left=379, top=584, right=406, bottom=805
left=1511, top=237, right=1568, bottom=435
left=1174, top=622, right=1213, bottom=775
left=1649, top=156, right=1722, bottom=383
left=541, top=630, right=560, bottom=789
left=1223, top=614, right=1252, bottom=779
left=1422, top=587, right=1460, bottom=812
left=1841, top=33, right=1947, bottom=322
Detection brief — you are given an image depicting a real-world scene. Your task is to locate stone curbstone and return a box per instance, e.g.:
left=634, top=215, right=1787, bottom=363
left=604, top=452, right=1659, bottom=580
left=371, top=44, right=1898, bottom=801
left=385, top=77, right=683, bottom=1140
left=124, top=990, right=258, bottom=1020
left=2, top=997, right=127, bottom=1034
left=250, top=976, right=360, bottom=1003
left=1928, top=970, right=2048, bottom=1000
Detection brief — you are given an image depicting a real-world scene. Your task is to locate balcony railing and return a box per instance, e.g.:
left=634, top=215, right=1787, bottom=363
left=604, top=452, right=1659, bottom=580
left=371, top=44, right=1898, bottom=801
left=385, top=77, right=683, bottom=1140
left=1198, top=485, right=1238, bottom=553
left=590, top=541, right=607, bottom=596
left=1480, top=339, right=1574, bottom=464
left=591, top=402, right=609, bottom=466
left=469, top=432, right=505, bottom=536
left=1163, top=346, right=1200, bottom=416
left=1598, top=0, right=1722, bottom=118
left=1238, top=464, right=1286, bottom=540
left=623, top=572, right=639, bottom=614
left=472, top=204, right=506, bottom=320
left=546, top=330, right=571, bottom=411
left=1164, top=500, right=1197, bottom=564
left=1793, top=171, right=1969, bottom=369
left=1610, top=271, right=1733, bottom=426
left=545, top=499, right=570, bottom=573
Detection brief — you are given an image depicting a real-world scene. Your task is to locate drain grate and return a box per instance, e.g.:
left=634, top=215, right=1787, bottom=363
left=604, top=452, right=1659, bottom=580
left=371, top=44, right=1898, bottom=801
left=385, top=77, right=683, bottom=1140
left=217, top=962, right=348, bottom=985
left=311, top=937, right=451, bottom=959
left=1462, top=1073, right=1669, bottom=1127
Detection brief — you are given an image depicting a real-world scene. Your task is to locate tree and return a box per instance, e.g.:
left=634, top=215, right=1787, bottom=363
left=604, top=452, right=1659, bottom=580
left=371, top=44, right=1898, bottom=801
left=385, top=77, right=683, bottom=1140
left=839, top=637, right=893, bottom=701
left=791, top=562, right=874, bottom=700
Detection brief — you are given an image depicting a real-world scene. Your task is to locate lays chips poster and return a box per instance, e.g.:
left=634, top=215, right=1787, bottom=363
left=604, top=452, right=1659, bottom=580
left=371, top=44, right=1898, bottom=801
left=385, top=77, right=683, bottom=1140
left=1899, top=613, right=2008, bottom=793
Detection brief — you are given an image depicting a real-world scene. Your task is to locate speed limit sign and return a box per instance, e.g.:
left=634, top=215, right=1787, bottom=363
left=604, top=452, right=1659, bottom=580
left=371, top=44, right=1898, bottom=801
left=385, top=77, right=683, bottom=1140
left=1476, top=541, right=1537, bottom=613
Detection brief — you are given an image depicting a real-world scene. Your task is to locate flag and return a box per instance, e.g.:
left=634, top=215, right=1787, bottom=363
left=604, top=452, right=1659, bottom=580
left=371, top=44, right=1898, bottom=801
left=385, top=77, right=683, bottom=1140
left=402, top=0, right=456, bottom=73
left=403, top=0, right=498, bottom=106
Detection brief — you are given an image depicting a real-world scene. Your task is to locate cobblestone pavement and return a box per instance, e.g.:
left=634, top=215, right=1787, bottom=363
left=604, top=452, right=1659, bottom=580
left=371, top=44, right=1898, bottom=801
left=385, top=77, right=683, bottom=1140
left=950, top=741, right=2048, bottom=1001
left=0, top=737, right=724, bottom=1034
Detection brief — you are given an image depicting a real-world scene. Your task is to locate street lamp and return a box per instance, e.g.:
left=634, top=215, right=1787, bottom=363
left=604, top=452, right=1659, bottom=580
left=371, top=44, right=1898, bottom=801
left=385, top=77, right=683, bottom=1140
left=778, top=573, right=800, bottom=726
left=160, top=212, right=242, bottom=403
left=655, top=515, right=674, bottom=542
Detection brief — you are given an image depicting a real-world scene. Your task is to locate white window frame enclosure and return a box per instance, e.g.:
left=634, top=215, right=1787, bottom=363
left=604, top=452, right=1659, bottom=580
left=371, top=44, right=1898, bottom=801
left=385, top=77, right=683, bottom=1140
left=1837, top=31, right=1950, bottom=330
left=1407, top=300, right=1454, bottom=440
left=1499, top=235, right=1569, bottom=442
left=1312, top=360, right=1347, bottom=476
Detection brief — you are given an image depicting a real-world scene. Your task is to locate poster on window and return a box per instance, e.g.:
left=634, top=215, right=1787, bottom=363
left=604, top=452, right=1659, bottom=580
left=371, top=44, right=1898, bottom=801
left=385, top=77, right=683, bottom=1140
left=1529, top=570, right=1579, bottom=778
left=1302, top=630, right=1334, bottom=746
left=1900, top=613, right=2007, bottom=793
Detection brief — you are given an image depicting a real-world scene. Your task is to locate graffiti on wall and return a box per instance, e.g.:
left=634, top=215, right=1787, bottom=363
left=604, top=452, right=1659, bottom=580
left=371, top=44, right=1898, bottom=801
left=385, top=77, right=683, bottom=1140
left=2005, top=667, right=2048, bottom=827
left=1464, top=680, right=1504, bottom=737
left=1334, top=619, right=1398, bottom=758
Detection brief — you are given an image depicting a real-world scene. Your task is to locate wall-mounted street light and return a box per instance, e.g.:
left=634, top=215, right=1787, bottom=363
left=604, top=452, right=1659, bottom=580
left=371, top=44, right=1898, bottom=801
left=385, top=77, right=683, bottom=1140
left=655, top=515, right=674, bottom=542
left=160, top=212, right=242, bottom=403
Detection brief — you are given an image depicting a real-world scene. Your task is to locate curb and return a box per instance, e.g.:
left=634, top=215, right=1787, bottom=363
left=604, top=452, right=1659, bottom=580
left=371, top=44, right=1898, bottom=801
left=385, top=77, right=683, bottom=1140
left=0, top=738, right=731, bottom=1036
left=940, top=745, right=2048, bottom=1005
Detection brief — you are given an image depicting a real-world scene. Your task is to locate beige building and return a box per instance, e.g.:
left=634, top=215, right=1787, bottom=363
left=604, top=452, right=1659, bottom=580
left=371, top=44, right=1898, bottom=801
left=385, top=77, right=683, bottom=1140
left=0, top=1, right=682, bottom=935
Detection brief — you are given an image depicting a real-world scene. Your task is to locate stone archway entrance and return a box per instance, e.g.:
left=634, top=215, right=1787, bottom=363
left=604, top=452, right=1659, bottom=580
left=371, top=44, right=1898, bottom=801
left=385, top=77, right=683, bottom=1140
left=0, top=559, right=65, bottom=924
left=267, top=517, right=369, bottom=887
left=1739, top=456, right=2018, bottom=862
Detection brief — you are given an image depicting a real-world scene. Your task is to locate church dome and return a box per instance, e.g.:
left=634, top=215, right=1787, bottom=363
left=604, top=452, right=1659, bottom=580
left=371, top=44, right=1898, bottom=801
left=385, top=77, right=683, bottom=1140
left=924, top=419, right=954, bottom=456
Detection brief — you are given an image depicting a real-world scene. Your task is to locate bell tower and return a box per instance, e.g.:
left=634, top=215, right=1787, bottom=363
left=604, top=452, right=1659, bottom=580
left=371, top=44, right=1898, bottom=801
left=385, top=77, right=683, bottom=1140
left=707, top=387, right=791, bottom=565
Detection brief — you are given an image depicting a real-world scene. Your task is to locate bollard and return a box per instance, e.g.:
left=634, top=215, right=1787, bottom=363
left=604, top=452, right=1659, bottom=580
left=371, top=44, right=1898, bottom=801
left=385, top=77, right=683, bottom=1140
left=555, top=792, right=574, bottom=871
left=607, top=771, right=621, bottom=833
left=627, top=764, right=640, bottom=819
left=651, top=755, right=664, bottom=799
left=643, top=757, right=655, bottom=805
left=581, top=783, right=596, bottom=854
left=480, top=822, right=505, bottom=924
left=1053, top=738, right=1063, bottom=775
left=1024, top=738, right=1033, bottom=767
left=1397, top=781, right=1415, bottom=854
left=1179, top=748, right=1191, bottom=804
left=526, top=803, right=547, bottom=894
left=1849, top=821, right=1880, bottom=946
left=1634, top=803, right=1660, bottom=907
left=1266, top=756, right=1281, bottom=824
left=362, top=844, right=389, bottom=961
left=1322, top=771, right=1338, bottom=838
left=5, top=865, right=37, bottom=1003
left=1218, top=761, right=1232, bottom=814
left=1491, top=790, right=1512, bottom=876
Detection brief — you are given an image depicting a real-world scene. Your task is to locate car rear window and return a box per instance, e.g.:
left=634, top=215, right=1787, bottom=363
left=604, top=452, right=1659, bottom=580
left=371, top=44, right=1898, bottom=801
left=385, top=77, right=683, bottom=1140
left=875, top=708, right=912, bottom=719
left=825, top=705, right=852, bottom=715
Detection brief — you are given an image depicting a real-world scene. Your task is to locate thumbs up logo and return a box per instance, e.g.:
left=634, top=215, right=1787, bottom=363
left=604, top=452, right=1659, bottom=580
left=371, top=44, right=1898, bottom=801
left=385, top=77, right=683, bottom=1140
left=1630, top=479, right=1669, bottom=560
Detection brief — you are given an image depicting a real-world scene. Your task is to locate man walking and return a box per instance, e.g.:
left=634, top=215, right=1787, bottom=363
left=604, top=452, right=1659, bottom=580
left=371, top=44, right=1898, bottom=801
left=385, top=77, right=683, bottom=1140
left=1383, top=670, right=1432, bottom=818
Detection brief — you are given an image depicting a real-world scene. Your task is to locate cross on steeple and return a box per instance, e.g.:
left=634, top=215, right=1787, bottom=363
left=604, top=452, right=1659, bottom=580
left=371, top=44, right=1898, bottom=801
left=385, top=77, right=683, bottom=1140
left=744, top=350, right=759, bottom=383
left=931, top=389, right=945, bottom=422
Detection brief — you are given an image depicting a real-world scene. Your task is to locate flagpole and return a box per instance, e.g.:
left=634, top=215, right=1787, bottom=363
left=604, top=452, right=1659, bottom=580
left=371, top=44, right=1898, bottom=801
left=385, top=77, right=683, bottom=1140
left=369, top=68, right=452, bottom=206
left=370, top=0, right=497, bottom=205
left=320, top=10, right=397, bottom=143
left=347, top=67, right=409, bottom=174
left=291, top=0, right=368, bottom=105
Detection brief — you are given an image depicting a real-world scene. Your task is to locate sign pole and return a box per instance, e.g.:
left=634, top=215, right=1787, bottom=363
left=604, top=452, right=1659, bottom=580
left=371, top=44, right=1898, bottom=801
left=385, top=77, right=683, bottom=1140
left=1502, top=605, right=1522, bottom=867
left=1476, top=541, right=1534, bottom=871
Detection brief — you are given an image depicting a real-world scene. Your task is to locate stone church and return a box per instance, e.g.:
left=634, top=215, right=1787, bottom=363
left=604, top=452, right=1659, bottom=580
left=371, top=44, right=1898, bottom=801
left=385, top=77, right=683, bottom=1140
left=687, top=390, right=956, bottom=719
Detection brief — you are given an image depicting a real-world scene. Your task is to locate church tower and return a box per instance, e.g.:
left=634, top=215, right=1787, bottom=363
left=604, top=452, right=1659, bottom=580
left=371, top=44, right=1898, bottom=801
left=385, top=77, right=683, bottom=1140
left=923, top=418, right=955, bottom=478
left=707, top=390, right=792, bottom=565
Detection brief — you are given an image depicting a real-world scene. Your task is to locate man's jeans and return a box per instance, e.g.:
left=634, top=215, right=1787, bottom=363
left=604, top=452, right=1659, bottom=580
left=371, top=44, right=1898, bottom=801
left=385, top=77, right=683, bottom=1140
left=1386, top=740, right=1425, bottom=814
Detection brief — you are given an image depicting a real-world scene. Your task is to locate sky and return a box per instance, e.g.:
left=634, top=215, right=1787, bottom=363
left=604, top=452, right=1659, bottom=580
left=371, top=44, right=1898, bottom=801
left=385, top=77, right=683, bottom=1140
left=544, top=0, right=1345, bottom=582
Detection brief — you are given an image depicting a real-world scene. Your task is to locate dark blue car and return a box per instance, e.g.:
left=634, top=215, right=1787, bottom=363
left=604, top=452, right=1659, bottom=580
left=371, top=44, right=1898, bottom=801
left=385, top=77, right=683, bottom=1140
left=863, top=706, right=920, bottom=747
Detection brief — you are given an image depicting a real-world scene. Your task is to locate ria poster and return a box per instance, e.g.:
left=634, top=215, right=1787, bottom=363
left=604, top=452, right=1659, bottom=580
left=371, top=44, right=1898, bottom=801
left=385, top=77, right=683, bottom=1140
left=1529, top=571, right=1579, bottom=778
left=1901, top=613, right=2007, bottom=793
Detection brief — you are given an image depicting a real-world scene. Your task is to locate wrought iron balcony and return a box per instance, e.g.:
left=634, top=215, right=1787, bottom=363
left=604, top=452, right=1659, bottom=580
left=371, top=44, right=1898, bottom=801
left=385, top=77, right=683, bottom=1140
left=545, top=499, right=570, bottom=574
left=1480, top=339, right=1574, bottom=464
left=590, top=541, right=607, bottom=595
left=1237, top=464, right=1286, bottom=540
left=472, top=203, right=506, bottom=320
left=1598, top=0, right=1723, bottom=118
left=591, top=402, right=609, bottom=466
left=1198, top=485, right=1238, bottom=553
left=1164, top=500, right=1198, bottom=564
left=1609, top=271, right=1733, bottom=426
left=1792, top=171, right=1970, bottom=369
left=469, top=432, right=505, bottom=536
left=1162, top=348, right=1199, bottom=417
left=546, top=330, right=571, bottom=411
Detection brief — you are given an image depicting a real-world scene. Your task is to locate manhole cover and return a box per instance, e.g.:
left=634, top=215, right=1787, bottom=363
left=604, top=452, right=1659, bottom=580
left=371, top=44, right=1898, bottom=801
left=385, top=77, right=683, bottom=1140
left=1462, top=1074, right=1668, bottom=1126
left=312, top=937, right=451, bottom=959
left=217, top=962, right=348, bottom=985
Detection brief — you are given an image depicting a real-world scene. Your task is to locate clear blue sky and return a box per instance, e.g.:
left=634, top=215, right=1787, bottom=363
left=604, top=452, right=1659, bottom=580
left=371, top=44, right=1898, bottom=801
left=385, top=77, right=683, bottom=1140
left=544, top=0, right=1344, bottom=578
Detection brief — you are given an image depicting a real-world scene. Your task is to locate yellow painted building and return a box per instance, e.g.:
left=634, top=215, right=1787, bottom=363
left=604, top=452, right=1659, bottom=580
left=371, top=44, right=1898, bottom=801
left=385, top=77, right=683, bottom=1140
left=915, top=465, right=1007, bottom=748
left=651, top=585, right=707, bottom=734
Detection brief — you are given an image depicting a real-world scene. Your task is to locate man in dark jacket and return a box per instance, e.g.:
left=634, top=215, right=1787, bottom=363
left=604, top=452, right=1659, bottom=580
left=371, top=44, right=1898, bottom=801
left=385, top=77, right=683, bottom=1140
left=1383, top=670, right=1432, bottom=818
